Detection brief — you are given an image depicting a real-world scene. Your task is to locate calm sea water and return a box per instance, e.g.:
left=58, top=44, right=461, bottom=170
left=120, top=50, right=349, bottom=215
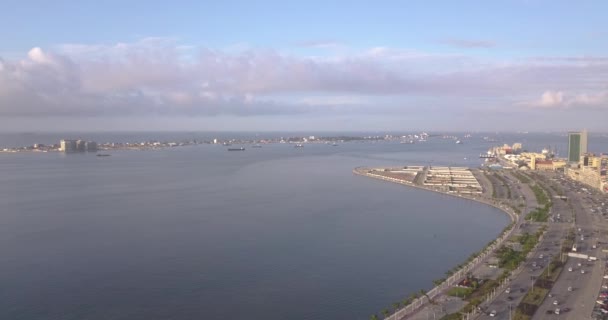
left=1, top=132, right=603, bottom=320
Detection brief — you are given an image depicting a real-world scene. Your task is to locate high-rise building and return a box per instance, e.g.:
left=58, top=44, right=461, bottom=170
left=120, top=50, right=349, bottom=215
left=60, top=139, right=97, bottom=153
left=85, top=141, right=97, bottom=152
left=568, top=130, right=588, bottom=162
left=60, top=139, right=78, bottom=153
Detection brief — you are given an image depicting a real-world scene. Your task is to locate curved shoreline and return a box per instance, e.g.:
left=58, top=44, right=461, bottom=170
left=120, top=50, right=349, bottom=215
left=353, top=167, right=517, bottom=222
left=353, top=166, right=519, bottom=320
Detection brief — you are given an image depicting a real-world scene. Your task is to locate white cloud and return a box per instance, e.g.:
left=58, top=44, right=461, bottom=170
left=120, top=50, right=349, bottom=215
left=0, top=38, right=607, bottom=117
left=521, top=90, right=608, bottom=108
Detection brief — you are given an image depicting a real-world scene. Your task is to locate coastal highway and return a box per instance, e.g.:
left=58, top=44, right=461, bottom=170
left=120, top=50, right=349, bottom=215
left=532, top=173, right=608, bottom=320
left=476, top=172, right=570, bottom=320
left=476, top=223, right=569, bottom=320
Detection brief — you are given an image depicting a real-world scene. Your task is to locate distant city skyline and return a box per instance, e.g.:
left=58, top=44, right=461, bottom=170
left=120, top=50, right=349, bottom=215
left=1, top=1, right=607, bottom=131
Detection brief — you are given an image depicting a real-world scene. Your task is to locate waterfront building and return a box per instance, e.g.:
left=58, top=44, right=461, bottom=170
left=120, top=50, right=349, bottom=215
left=60, top=139, right=78, bottom=153
left=76, top=140, right=87, bottom=152
left=535, top=160, right=554, bottom=171
left=529, top=155, right=536, bottom=170
left=60, top=139, right=97, bottom=153
left=568, top=130, right=588, bottom=162
left=512, top=143, right=522, bottom=152
left=85, top=141, right=97, bottom=152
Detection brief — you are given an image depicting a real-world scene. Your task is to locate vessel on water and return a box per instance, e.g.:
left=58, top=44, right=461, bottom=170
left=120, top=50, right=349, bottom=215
left=455, top=140, right=462, bottom=144
left=252, top=144, right=262, bottom=148
left=228, top=147, right=245, bottom=151
left=96, top=154, right=111, bottom=157
left=294, top=144, right=304, bottom=148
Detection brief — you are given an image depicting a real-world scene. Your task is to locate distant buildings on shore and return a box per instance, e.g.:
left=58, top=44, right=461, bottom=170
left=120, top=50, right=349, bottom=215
left=60, top=139, right=97, bottom=153
left=492, top=129, right=606, bottom=193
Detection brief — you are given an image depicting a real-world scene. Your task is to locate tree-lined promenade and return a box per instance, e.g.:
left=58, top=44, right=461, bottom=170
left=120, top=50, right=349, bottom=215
left=354, top=166, right=533, bottom=320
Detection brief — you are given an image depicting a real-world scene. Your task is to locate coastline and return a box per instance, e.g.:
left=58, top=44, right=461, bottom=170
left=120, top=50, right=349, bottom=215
left=353, top=167, right=517, bottom=222
left=353, top=166, right=519, bottom=320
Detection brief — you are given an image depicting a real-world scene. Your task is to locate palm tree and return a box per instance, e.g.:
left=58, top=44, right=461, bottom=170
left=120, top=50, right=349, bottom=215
left=392, top=302, right=401, bottom=311
left=381, top=309, right=390, bottom=318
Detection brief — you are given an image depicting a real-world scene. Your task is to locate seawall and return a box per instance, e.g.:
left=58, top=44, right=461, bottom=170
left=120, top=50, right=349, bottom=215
left=353, top=166, right=518, bottom=320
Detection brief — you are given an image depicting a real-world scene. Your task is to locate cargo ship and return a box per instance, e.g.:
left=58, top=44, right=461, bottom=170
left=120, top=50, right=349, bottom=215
left=228, top=147, right=245, bottom=151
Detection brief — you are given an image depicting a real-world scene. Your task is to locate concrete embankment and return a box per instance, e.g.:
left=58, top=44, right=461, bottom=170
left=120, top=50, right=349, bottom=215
left=353, top=166, right=518, bottom=320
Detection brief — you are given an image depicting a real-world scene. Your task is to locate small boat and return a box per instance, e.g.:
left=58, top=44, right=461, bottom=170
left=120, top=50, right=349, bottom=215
left=252, top=144, right=262, bottom=148
left=227, top=147, right=245, bottom=151
left=96, top=154, right=111, bottom=157
left=332, top=143, right=339, bottom=146
left=455, top=140, right=462, bottom=144
left=294, top=144, right=304, bottom=148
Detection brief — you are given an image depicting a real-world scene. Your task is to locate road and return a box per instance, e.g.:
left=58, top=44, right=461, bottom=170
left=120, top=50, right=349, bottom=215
left=476, top=171, right=573, bottom=320
left=532, top=172, right=608, bottom=320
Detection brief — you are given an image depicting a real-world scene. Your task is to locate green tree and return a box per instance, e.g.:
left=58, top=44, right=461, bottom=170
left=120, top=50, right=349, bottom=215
left=370, top=314, right=378, bottom=320
left=381, top=309, right=390, bottom=318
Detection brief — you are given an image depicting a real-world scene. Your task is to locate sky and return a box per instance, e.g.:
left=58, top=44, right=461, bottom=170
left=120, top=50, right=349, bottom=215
left=0, top=0, right=607, bottom=132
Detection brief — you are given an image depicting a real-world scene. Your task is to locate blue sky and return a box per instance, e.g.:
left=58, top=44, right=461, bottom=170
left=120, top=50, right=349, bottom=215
left=1, top=0, right=607, bottom=131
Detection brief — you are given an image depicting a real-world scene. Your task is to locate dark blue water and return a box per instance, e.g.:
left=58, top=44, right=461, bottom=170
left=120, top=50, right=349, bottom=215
left=0, top=134, right=564, bottom=320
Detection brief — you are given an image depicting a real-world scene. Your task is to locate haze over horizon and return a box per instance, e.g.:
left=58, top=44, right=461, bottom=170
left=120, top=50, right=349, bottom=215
left=1, top=1, right=607, bottom=131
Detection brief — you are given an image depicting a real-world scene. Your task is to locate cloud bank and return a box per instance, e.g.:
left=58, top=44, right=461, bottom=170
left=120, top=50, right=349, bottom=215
left=0, top=38, right=607, bottom=118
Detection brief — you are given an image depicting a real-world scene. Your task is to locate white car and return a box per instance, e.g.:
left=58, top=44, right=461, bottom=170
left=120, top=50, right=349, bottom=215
left=581, top=269, right=586, bottom=274
left=553, top=300, right=559, bottom=305
left=555, top=308, right=560, bottom=315
left=568, top=267, right=573, bottom=272
left=489, top=310, right=497, bottom=317
left=567, top=286, right=572, bottom=291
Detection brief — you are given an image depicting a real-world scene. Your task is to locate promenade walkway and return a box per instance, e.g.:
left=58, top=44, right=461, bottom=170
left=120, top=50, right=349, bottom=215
left=353, top=167, right=521, bottom=320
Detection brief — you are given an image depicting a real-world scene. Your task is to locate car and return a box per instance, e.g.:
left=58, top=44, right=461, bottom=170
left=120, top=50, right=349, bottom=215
left=505, top=287, right=511, bottom=293
left=507, top=296, right=513, bottom=301
left=562, top=307, right=570, bottom=312
left=554, top=300, right=559, bottom=305
left=578, top=262, right=582, bottom=267
left=540, top=254, right=544, bottom=259
left=555, top=308, right=560, bottom=314
left=582, top=269, right=586, bottom=274
left=568, top=286, right=573, bottom=291
left=546, top=309, right=554, bottom=314
left=568, top=267, right=573, bottom=272
left=489, top=310, right=497, bottom=317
